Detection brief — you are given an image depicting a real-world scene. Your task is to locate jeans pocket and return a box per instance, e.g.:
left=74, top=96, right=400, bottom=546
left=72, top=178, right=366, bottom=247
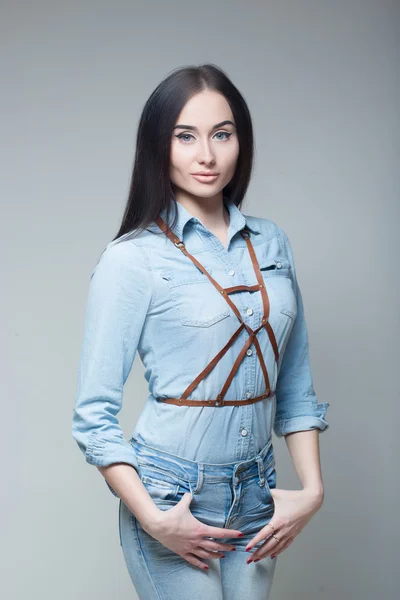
left=262, top=463, right=277, bottom=507
left=140, top=469, right=180, bottom=501
left=138, top=464, right=193, bottom=509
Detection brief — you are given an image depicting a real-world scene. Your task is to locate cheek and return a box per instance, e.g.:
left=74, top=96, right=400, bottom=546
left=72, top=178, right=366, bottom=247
left=221, top=139, right=239, bottom=170
left=170, top=145, right=192, bottom=176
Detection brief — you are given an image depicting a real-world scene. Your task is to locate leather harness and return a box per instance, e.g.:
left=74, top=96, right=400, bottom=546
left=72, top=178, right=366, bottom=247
left=154, top=215, right=280, bottom=408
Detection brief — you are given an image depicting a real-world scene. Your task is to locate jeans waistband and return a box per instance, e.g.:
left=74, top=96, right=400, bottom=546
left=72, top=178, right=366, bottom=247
left=130, top=436, right=275, bottom=487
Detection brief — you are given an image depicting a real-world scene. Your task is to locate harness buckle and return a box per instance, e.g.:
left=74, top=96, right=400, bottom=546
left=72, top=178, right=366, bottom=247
left=174, top=240, right=185, bottom=250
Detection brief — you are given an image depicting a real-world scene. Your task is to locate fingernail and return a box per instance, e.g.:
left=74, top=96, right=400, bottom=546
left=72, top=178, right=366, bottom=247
left=231, top=548, right=236, bottom=551
left=271, top=555, right=276, bottom=559
left=237, top=533, right=244, bottom=537
left=204, top=565, right=209, bottom=570
left=254, top=558, right=260, bottom=563
left=220, top=555, right=226, bottom=559
left=245, top=547, right=251, bottom=552
left=246, top=558, right=253, bottom=564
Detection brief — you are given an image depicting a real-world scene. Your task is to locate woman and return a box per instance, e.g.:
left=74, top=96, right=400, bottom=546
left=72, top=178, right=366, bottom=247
left=72, top=63, right=330, bottom=599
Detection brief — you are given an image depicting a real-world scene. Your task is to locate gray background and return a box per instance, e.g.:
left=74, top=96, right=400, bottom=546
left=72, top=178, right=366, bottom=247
left=1, top=1, right=398, bottom=598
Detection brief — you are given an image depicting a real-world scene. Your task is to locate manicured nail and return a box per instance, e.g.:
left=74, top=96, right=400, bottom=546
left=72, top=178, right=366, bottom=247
left=220, top=555, right=226, bottom=559
left=231, top=548, right=236, bottom=551
left=254, top=558, right=260, bottom=563
left=271, top=555, right=276, bottom=559
left=245, top=547, right=251, bottom=552
left=204, top=565, right=209, bottom=570
left=237, top=533, right=244, bottom=537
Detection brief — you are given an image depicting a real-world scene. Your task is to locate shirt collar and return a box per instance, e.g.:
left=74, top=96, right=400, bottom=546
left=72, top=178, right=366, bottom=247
left=158, top=195, right=261, bottom=240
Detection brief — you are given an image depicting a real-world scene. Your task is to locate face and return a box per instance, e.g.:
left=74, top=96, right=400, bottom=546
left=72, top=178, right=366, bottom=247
left=169, top=89, right=239, bottom=204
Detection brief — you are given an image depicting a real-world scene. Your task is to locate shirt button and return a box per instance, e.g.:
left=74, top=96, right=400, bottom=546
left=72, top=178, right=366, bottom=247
left=246, top=391, right=252, bottom=399
left=241, top=429, right=248, bottom=437
left=246, top=308, right=253, bottom=316
left=246, top=349, right=253, bottom=356
left=228, top=269, right=235, bottom=276
left=276, top=261, right=282, bottom=269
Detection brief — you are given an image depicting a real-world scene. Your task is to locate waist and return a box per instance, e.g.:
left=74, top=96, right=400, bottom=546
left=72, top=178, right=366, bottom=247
left=130, top=436, right=275, bottom=484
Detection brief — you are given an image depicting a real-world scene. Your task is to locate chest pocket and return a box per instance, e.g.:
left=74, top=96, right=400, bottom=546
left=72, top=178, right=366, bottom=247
left=258, top=257, right=297, bottom=320
left=161, top=267, right=231, bottom=328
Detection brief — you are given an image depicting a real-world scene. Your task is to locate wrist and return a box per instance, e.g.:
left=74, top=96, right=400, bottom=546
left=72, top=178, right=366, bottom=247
left=141, top=507, right=167, bottom=536
left=302, top=485, right=324, bottom=505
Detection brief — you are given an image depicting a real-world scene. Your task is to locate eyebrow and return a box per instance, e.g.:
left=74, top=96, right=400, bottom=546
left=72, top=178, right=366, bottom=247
left=173, top=120, right=236, bottom=131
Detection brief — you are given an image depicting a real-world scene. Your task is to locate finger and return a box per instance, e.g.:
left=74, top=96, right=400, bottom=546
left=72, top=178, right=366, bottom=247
left=250, top=536, right=282, bottom=562
left=270, top=536, right=294, bottom=559
left=194, top=547, right=226, bottom=559
left=245, top=522, right=276, bottom=552
left=201, top=539, right=237, bottom=553
left=253, top=533, right=294, bottom=562
left=184, top=553, right=209, bottom=570
left=201, top=525, right=243, bottom=539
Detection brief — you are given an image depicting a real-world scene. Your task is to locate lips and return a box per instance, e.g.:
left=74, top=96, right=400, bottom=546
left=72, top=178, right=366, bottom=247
left=191, top=173, right=220, bottom=183
left=191, top=172, right=219, bottom=176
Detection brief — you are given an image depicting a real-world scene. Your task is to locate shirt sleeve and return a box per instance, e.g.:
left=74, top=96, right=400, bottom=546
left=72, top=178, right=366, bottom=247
left=273, top=228, right=330, bottom=438
left=72, top=239, right=152, bottom=497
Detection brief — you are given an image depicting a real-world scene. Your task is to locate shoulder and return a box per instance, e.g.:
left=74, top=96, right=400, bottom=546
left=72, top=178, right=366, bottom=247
left=90, top=236, right=150, bottom=282
left=244, top=213, right=288, bottom=243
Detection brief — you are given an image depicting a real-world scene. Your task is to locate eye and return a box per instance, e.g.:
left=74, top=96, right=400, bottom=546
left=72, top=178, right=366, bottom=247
left=214, top=131, right=232, bottom=140
left=175, top=133, right=195, bottom=143
left=175, top=131, right=232, bottom=143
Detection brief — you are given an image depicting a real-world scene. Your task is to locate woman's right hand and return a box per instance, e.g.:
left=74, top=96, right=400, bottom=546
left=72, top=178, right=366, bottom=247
left=142, top=492, right=243, bottom=570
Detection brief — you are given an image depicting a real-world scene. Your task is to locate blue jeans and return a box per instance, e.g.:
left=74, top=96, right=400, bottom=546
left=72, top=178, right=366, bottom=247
left=119, top=436, right=278, bottom=599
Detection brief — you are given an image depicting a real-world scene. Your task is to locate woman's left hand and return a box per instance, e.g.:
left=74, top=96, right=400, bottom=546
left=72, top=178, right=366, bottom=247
left=245, top=488, right=324, bottom=563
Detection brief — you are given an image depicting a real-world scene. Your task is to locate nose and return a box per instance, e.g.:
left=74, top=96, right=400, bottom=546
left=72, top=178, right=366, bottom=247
left=197, top=139, right=216, bottom=165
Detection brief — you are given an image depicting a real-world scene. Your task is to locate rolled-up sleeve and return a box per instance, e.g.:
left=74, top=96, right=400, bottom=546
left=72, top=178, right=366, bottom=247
left=273, top=228, right=330, bottom=438
left=72, top=239, right=152, bottom=497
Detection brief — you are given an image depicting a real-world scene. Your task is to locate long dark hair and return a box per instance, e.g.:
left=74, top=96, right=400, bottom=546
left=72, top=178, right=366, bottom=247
left=111, top=63, right=255, bottom=242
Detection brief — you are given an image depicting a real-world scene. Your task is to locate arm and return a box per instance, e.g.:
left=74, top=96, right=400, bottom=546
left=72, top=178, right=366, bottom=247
left=283, top=430, right=324, bottom=499
left=71, top=240, right=162, bottom=528
left=274, top=228, right=329, bottom=494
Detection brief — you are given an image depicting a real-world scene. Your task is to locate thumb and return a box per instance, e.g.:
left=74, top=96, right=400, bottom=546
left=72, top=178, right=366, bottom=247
left=180, top=491, right=193, bottom=504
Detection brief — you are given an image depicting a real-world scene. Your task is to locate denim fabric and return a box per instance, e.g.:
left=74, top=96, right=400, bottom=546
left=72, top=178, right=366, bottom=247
left=119, top=436, right=278, bottom=600
left=72, top=196, right=329, bottom=497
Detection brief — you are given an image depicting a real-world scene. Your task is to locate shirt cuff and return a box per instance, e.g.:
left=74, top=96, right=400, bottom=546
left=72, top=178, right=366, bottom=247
left=273, top=402, right=330, bottom=438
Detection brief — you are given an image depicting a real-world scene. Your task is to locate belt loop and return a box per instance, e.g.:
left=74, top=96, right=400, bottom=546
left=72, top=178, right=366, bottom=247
left=256, top=456, right=265, bottom=487
left=193, top=463, right=204, bottom=494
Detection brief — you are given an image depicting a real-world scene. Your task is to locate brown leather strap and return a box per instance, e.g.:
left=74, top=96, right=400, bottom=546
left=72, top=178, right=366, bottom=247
left=154, top=216, right=280, bottom=407
left=155, top=390, right=276, bottom=407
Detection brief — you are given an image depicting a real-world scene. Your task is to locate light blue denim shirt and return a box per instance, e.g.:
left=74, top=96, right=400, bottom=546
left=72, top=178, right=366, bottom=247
left=72, top=197, right=329, bottom=497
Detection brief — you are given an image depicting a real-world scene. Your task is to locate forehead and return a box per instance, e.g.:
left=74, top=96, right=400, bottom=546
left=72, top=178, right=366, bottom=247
left=175, top=90, right=234, bottom=126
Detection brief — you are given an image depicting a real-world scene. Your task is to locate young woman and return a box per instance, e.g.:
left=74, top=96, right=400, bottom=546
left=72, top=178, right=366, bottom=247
left=72, top=63, right=330, bottom=599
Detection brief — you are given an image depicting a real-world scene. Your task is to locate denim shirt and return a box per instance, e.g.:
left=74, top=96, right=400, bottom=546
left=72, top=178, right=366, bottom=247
left=72, top=197, right=329, bottom=497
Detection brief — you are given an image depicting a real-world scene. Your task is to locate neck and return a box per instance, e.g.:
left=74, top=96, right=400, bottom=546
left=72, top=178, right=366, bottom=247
left=174, top=192, right=230, bottom=231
